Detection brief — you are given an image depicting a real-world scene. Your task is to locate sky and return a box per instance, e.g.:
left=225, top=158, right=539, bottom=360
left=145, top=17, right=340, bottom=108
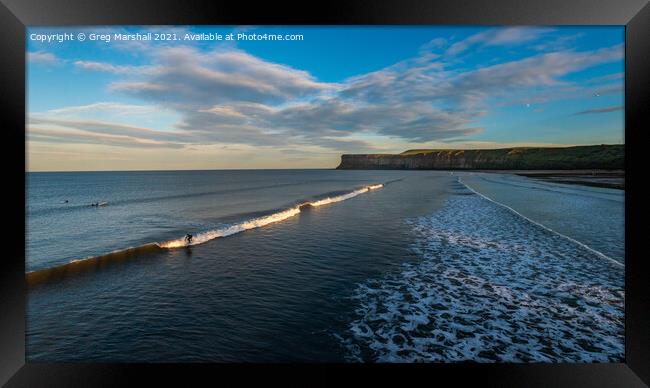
left=26, top=26, right=624, bottom=171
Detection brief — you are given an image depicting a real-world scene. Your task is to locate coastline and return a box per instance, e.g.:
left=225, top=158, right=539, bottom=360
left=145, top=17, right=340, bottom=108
left=507, top=170, right=624, bottom=190
left=467, top=170, right=624, bottom=190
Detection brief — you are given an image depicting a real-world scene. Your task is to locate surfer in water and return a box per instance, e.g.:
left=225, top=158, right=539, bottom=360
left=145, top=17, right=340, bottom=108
left=185, top=234, right=193, bottom=245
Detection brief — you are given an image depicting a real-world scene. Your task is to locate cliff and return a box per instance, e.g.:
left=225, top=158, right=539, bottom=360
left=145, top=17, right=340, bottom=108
left=336, top=145, right=624, bottom=170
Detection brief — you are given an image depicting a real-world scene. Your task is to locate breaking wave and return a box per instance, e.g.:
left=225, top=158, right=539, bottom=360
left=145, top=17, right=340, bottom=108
left=27, top=183, right=384, bottom=286
left=157, top=184, right=383, bottom=248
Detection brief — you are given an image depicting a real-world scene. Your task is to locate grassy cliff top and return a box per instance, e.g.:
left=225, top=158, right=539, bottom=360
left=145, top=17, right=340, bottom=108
left=399, top=144, right=623, bottom=156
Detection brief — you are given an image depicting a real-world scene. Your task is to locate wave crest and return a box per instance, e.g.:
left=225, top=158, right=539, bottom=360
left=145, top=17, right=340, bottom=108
left=157, top=183, right=383, bottom=249
left=28, top=183, right=384, bottom=286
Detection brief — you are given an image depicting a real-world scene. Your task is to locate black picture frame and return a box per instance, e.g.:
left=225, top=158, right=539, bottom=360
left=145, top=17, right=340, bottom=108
left=1, top=0, right=648, bottom=386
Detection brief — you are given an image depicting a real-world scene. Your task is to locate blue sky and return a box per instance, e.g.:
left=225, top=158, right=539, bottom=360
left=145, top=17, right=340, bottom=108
left=27, top=26, right=624, bottom=171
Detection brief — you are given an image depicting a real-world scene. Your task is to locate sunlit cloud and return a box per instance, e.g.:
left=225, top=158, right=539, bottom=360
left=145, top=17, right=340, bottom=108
left=29, top=116, right=186, bottom=145
left=28, top=127, right=184, bottom=149
left=47, top=102, right=162, bottom=116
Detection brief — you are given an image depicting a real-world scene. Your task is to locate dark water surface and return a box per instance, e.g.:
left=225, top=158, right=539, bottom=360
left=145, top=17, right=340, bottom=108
left=27, top=170, right=448, bottom=361
left=26, top=170, right=624, bottom=362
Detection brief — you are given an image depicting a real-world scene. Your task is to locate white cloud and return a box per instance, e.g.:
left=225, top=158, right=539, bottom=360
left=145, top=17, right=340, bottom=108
left=28, top=127, right=183, bottom=149
left=28, top=51, right=59, bottom=65
left=47, top=102, right=161, bottom=115
left=29, top=32, right=624, bottom=154
left=74, top=60, right=157, bottom=75
left=29, top=116, right=186, bottom=146
left=107, top=47, right=337, bottom=107
left=446, top=27, right=553, bottom=56
left=589, top=72, right=624, bottom=83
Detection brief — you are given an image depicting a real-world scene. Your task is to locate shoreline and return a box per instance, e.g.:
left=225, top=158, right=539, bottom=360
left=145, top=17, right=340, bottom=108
left=473, top=169, right=624, bottom=190
left=444, top=169, right=623, bottom=190
left=496, top=170, right=624, bottom=190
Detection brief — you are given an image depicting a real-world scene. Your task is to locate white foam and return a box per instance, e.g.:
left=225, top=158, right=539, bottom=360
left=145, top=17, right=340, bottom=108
left=458, top=177, right=624, bottom=267
left=340, top=183, right=624, bottom=363
left=310, top=184, right=382, bottom=207
left=158, top=207, right=301, bottom=248
left=157, top=184, right=383, bottom=249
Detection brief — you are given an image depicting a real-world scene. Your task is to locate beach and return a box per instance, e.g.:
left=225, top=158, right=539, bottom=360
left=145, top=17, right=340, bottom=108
left=513, top=170, right=625, bottom=190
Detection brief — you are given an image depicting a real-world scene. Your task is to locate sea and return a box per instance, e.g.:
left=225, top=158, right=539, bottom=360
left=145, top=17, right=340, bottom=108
left=26, top=170, right=624, bottom=362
